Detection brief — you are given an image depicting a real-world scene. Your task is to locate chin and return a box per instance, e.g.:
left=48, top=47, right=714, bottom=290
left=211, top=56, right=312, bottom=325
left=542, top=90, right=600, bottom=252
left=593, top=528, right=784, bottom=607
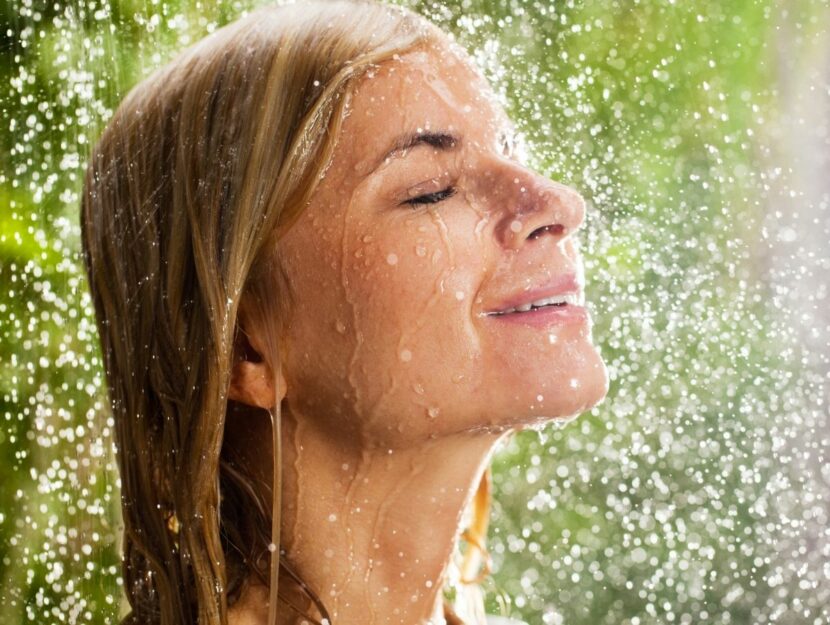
left=502, top=341, right=609, bottom=428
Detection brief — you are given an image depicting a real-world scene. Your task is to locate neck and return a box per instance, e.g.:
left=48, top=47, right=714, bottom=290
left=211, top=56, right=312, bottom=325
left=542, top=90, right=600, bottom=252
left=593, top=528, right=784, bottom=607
left=273, top=405, right=504, bottom=625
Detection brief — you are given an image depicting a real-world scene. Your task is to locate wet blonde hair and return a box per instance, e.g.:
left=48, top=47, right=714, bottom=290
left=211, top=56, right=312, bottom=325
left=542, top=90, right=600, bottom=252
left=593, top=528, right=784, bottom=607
left=81, top=1, right=492, bottom=623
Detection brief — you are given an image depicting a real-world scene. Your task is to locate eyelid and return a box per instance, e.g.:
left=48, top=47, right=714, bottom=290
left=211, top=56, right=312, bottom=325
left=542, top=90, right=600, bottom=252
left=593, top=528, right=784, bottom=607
left=400, top=173, right=455, bottom=201
left=402, top=186, right=457, bottom=207
left=403, top=178, right=445, bottom=200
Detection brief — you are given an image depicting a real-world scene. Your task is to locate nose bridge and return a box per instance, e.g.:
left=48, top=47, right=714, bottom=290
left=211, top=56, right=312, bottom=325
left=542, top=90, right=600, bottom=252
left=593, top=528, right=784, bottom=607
left=481, top=155, right=585, bottom=246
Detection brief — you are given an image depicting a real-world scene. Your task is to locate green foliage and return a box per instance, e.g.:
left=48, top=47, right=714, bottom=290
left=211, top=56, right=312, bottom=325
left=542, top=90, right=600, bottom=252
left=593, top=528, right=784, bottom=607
left=2, top=0, right=828, bottom=624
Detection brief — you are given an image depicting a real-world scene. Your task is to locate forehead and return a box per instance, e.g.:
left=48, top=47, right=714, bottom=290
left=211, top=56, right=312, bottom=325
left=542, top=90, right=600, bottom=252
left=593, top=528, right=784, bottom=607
left=337, top=42, right=511, bottom=174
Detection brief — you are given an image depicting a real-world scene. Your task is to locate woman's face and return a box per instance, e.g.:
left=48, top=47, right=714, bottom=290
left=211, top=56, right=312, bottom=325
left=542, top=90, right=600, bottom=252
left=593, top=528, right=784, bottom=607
left=274, top=39, right=608, bottom=447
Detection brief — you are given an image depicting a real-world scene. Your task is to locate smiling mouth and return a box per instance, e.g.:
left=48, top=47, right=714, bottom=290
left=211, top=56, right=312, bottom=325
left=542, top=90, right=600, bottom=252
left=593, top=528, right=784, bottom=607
left=486, top=292, right=583, bottom=316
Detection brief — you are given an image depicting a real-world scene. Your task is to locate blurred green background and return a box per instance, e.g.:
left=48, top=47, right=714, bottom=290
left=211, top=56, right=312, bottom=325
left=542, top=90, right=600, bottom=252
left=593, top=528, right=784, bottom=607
left=2, top=0, right=829, bottom=623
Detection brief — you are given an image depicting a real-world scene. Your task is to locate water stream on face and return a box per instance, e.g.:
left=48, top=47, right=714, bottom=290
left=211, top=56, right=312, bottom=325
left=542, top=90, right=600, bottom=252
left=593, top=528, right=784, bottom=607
left=383, top=208, right=461, bottom=427
left=341, top=193, right=366, bottom=418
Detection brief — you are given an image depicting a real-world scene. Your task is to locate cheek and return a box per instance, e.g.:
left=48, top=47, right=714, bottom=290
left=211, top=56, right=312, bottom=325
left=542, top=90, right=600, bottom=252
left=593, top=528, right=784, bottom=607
left=276, top=204, right=367, bottom=427
left=338, top=208, right=492, bottom=434
left=279, top=200, right=605, bottom=445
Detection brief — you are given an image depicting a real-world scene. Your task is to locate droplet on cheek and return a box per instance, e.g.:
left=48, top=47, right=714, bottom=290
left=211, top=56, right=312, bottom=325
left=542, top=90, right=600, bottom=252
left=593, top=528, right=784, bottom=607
left=415, top=245, right=427, bottom=257
left=455, top=290, right=465, bottom=301
left=349, top=145, right=375, bottom=175
left=387, top=253, right=398, bottom=265
left=400, top=349, right=412, bottom=362
left=335, top=320, right=346, bottom=334
left=474, top=217, right=488, bottom=237
left=548, top=333, right=557, bottom=344
left=427, top=407, right=440, bottom=419
left=537, top=394, right=544, bottom=402
left=569, top=378, right=580, bottom=389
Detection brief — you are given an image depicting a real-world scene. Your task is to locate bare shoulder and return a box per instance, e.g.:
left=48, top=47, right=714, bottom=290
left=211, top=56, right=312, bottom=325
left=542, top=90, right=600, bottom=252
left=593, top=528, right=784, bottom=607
left=227, top=583, right=270, bottom=625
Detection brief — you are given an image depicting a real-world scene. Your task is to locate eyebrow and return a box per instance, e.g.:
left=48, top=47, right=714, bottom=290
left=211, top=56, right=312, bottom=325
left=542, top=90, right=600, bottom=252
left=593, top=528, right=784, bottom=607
left=369, top=130, right=461, bottom=174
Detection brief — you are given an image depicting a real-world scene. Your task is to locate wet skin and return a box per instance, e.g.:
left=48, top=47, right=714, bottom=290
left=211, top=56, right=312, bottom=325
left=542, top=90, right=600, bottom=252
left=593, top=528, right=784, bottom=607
left=277, top=44, right=607, bottom=447
left=228, top=37, right=608, bottom=625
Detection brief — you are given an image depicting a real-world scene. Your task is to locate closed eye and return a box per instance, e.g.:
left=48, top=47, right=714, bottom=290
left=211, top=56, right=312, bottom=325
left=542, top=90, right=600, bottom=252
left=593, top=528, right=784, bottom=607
left=402, top=186, right=457, bottom=207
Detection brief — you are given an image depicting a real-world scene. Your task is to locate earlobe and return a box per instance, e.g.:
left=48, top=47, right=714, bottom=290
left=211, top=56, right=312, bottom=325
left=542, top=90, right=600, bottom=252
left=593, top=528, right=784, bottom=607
left=230, top=295, right=288, bottom=409
left=228, top=359, right=287, bottom=410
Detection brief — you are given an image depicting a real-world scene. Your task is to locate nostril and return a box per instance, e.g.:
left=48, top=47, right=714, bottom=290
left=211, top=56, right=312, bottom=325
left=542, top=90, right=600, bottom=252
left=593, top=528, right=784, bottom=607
left=527, top=224, right=565, bottom=240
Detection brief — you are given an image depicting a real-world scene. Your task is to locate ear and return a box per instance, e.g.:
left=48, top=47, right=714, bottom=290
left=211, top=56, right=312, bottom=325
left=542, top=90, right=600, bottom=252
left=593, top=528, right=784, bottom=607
left=228, top=327, right=287, bottom=410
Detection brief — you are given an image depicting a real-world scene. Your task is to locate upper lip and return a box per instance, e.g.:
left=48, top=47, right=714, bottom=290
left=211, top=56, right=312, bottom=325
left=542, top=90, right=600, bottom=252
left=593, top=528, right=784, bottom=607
left=483, top=273, right=583, bottom=315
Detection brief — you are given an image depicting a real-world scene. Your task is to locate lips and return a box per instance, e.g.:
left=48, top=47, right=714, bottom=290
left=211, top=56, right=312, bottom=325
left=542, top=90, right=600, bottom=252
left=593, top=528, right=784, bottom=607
left=484, top=273, right=584, bottom=316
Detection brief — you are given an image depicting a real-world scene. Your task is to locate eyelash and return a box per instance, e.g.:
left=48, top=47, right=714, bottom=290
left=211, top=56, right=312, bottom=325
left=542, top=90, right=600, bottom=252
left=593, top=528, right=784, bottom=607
left=402, top=186, right=457, bottom=207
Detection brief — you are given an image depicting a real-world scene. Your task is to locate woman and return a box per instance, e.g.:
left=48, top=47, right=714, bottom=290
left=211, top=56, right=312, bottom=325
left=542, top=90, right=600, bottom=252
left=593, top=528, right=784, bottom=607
left=80, top=1, right=608, bottom=624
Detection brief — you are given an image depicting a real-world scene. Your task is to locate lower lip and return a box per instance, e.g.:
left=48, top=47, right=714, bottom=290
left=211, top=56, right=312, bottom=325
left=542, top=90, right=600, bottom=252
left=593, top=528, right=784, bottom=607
left=486, top=304, right=590, bottom=327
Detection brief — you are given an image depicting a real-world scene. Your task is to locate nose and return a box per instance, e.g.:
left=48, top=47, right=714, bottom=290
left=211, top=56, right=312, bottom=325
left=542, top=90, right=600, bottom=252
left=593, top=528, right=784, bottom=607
left=489, top=161, right=586, bottom=249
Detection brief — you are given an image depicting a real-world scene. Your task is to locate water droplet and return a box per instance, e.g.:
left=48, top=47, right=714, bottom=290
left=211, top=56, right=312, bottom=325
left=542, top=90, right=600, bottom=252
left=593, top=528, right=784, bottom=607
left=400, top=349, right=412, bottom=362
left=427, top=407, right=440, bottom=419
left=386, top=253, right=398, bottom=265
left=510, top=219, right=523, bottom=232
